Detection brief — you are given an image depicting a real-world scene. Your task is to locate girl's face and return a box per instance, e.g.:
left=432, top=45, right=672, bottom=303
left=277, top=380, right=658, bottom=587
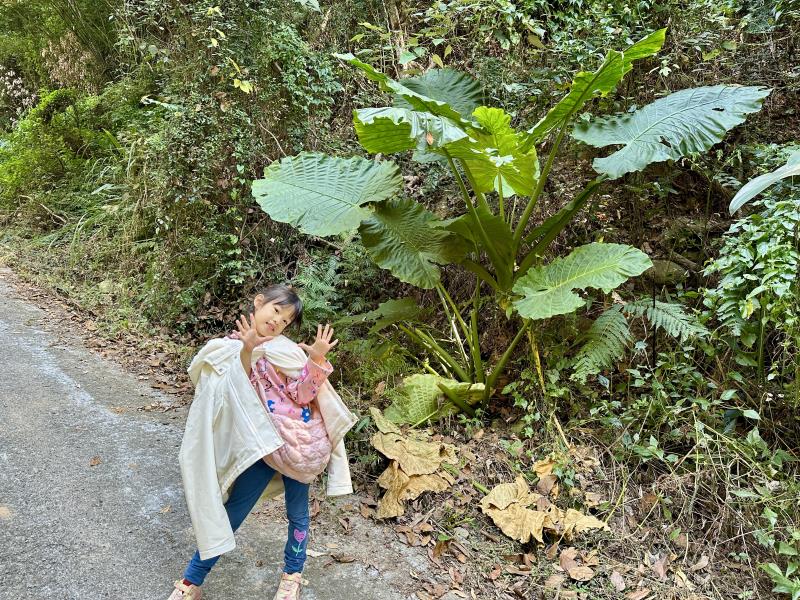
left=253, top=294, right=296, bottom=338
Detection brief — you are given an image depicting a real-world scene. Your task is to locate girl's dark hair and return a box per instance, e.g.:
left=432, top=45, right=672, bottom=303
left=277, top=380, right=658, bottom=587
left=254, top=284, right=303, bottom=329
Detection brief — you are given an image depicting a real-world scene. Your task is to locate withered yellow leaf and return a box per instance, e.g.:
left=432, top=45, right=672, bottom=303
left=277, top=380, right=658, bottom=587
left=375, top=461, right=454, bottom=519
left=479, top=475, right=540, bottom=511
left=483, top=504, right=547, bottom=544
left=533, top=457, right=556, bottom=477
left=403, top=472, right=453, bottom=501
left=568, top=565, right=595, bottom=581
left=371, top=432, right=457, bottom=475
left=561, top=508, right=610, bottom=539
left=376, top=489, right=405, bottom=519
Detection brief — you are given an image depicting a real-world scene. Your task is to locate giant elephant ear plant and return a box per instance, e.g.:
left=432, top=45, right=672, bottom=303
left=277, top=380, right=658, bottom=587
left=252, top=28, right=769, bottom=422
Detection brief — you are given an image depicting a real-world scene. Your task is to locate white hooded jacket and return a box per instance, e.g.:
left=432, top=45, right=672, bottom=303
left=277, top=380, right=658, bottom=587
left=179, top=335, right=358, bottom=560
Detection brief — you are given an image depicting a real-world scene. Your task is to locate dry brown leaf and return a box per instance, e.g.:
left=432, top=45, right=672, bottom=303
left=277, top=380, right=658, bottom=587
left=536, top=474, right=558, bottom=496
left=306, top=549, right=326, bottom=558
left=559, top=547, right=579, bottom=572
left=505, top=565, right=533, bottom=576
left=545, top=543, right=559, bottom=561
left=651, top=554, right=670, bottom=580
left=640, top=492, right=658, bottom=515
left=584, top=492, right=603, bottom=507
left=674, top=569, right=694, bottom=590
left=483, top=504, right=547, bottom=544
left=479, top=476, right=540, bottom=511
left=89, top=456, right=101, bottom=466
left=689, top=555, right=709, bottom=572
left=626, top=589, right=651, bottom=600
left=561, top=508, right=610, bottom=539
left=568, top=566, right=595, bottom=582
left=533, top=457, right=556, bottom=477
left=610, top=570, right=626, bottom=591
left=330, top=553, right=355, bottom=563
left=159, top=504, right=172, bottom=514
left=372, top=432, right=457, bottom=475
left=0, top=506, right=11, bottom=520
left=376, top=461, right=454, bottom=518
left=488, top=564, right=502, bottom=580
left=582, top=550, right=600, bottom=567
left=543, top=574, right=565, bottom=590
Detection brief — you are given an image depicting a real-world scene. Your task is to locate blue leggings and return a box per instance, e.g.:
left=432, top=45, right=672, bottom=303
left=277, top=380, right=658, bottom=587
left=183, top=460, right=310, bottom=586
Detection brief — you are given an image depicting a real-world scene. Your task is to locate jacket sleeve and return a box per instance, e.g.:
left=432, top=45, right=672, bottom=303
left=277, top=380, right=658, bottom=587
left=325, top=438, right=354, bottom=496
left=178, top=370, right=237, bottom=560
left=284, top=357, right=333, bottom=406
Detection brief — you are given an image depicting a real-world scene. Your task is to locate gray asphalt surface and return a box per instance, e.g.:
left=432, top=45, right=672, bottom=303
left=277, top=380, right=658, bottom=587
left=0, top=271, right=425, bottom=599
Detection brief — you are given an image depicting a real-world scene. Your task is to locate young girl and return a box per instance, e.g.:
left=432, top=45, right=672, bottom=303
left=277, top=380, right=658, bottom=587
left=169, top=284, right=342, bottom=600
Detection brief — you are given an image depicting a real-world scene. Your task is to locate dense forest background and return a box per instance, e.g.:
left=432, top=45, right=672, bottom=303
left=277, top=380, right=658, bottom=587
left=1, top=1, right=798, bottom=598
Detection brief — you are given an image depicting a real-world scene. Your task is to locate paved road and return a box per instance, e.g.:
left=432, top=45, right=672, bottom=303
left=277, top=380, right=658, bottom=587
left=0, top=272, right=423, bottom=599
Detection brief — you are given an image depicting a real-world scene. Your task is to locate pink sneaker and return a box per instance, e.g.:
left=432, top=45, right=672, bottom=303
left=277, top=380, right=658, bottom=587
left=273, top=572, right=302, bottom=600
left=167, top=579, right=202, bottom=599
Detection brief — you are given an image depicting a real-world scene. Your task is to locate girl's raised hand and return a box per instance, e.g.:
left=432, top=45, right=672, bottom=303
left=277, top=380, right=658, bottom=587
left=298, top=324, right=339, bottom=364
left=236, top=312, right=274, bottom=352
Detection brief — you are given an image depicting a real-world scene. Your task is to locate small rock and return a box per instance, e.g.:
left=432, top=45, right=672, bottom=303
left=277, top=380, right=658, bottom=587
left=645, top=260, right=689, bottom=285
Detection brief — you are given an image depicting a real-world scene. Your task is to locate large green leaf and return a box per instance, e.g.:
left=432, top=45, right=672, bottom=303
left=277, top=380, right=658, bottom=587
left=335, top=53, right=477, bottom=131
left=336, top=298, right=423, bottom=334
left=729, top=151, right=800, bottom=213
left=359, top=197, right=469, bottom=289
left=383, top=374, right=485, bottom=425
left=444, top=107, right=539, bottom=196
left=525, top=29, right=666, bottom=147
left=353, top=107, right=469, bottom=154
left=393, top=68, right=484, bottom=118
left=441, top=204, right=514, bottom=268
left=252, top=152, right=402, bottom=236
left=513, top=243, right=653, bottom=320
left=573, top=85, right=771, bottom=179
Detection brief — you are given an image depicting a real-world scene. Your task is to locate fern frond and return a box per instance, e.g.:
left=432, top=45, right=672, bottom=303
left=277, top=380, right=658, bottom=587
left=572, top=306, right=631, bottom=383
left=624, top=299, right=708, bottom=341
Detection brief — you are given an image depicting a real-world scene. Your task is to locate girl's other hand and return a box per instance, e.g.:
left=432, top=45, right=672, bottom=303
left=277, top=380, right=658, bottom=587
left=298, top=324, right=339, bottom=364
left=236, top=312, right=274, bottom=352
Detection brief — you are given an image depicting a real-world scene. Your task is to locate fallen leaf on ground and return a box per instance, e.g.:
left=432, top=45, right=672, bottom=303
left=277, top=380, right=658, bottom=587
left=544, top=574, right=565, bottom=589
left=376, top=461, right=454, bottom=518
left=651, top=553, right=670, bottom=580
left=306, top=549, right=326, bottom=557
left=0, top=506, right=11, bottom=520
left=533, top=457, right=556, bottom=477
left=371, top=431, right=457, bottom=475
left=689, top=555, right=709, bottom=572
left=330, top=553, right=355, bottom=563
left=626, top=588, right=651, bottom=600
left=610, top=570, right=626, bottom=591
left=89, top=456, right=101, bottom=466
left=545, top=543, right=559, bottom=561
left=674, top=569, right=694, bottom=589
left=479, top=475, right=541, bottom=511
left=584, top=491, right=603, bottom=507
left=561, top=508, right=610, bottom=539
left=159, top=504, right=172, bottom=514
left=481, top=478, right=610, bottom=543
left=483, top=503, right=547, bottom=544
left=582, top=550, right=600, bottom=567
left=559, top=547, right=579, bottom=572
left=536, top=474, right=558, bottom=496
left=568, top=565, right=595, bottom=581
